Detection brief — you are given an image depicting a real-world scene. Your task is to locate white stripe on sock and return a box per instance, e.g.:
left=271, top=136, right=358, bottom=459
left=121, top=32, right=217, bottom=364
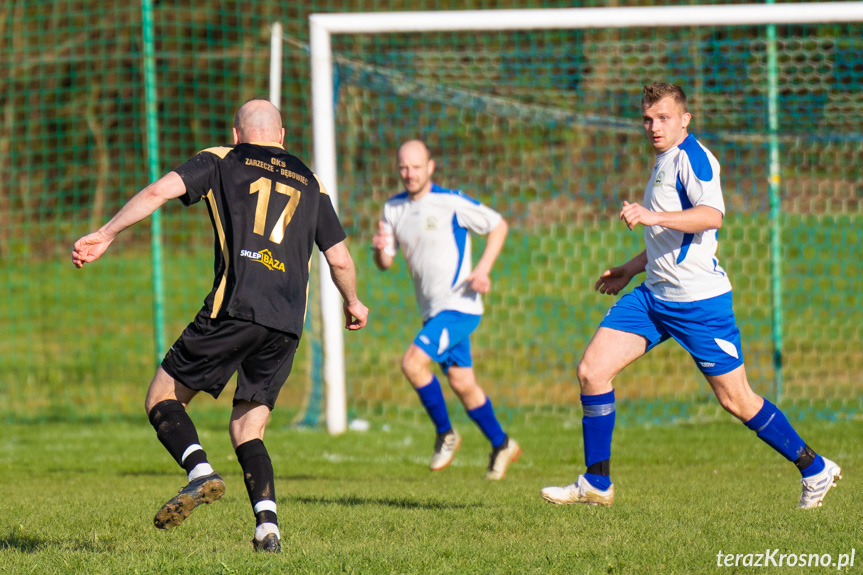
left=254, top=500, right=277, bottom=515
left=755, top=413, right=776, bottom=434
left=181, top=443, right=203, bottom=464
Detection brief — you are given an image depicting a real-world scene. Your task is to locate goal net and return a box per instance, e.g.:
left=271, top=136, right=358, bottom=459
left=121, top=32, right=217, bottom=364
left=311, top=4, right=863, bottom=432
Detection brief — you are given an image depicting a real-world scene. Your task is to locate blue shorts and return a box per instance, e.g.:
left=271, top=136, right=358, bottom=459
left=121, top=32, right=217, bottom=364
left=600, top=285, right=744, bottom=376
left=414, top=311, right=482, bottom=374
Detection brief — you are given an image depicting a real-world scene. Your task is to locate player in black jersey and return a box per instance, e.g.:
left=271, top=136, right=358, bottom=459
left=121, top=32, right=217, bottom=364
left=72, top=99, right=368, bottom=553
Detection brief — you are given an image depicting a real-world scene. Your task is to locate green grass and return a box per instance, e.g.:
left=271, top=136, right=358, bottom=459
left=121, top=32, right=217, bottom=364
left=1, top=415, right=860, bottom=574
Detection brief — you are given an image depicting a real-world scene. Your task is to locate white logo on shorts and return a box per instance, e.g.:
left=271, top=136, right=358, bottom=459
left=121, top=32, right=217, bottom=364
left=714, top=338, right=740, bottom=359
left=699, top=361, right=716, bottom=368
left=419, top=335, right=431, bottom=345
left=438, top=328, right=450, bottom=355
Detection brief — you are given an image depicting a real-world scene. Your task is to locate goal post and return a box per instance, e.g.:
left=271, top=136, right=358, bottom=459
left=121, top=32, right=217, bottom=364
left=311, top=3, right=863, bottom=434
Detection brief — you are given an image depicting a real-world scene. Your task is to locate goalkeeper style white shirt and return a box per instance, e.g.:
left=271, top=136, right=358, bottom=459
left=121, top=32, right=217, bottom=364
left=380, top=184, right=502, bottom=321
left=643, top=134, right=733, bottom=302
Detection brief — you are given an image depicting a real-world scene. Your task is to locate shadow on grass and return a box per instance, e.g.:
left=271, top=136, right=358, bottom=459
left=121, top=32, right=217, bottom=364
left=116, top=470, right=329, bottom=483
left=116, top=470, right=180, bottom=478
left=291, top=494, right=481, bottom=510
left=0, top=529, right=110, bottom=553
left=276, top=474, right=325, bottom=481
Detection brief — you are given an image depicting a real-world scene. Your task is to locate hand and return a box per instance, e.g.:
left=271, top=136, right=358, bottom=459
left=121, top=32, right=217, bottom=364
left=465, top=269, right=492, bottom=294
left=594, top=265, right=635, bottom=296
left=619, top=201, right=660, bottom=230
left=71, top=230, right=113, bottom=268
left=371, top=220, right=392, bottom=251
left=343, top=299, right=368, bottom=331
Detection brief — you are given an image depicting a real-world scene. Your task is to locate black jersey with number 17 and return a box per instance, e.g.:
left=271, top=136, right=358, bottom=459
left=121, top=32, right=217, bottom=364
left=172, top=143, right=346, bottom=337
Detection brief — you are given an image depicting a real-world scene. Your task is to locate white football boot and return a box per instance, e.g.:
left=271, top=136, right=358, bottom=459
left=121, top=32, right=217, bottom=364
left=429, top=429, right=461, bottom=471
left=541, top=475, right=614, bottom=507
left=486, top=438, right=522, bottom=480
left=798, top=457, right=842, bottom=509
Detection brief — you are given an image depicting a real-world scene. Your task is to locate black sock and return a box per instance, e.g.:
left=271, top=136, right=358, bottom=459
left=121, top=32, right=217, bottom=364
left=586, top=460, right=610, bottom=476
left=148, top=399, right=209, bottom=474
left=235, top=438, right=277, bottom=526
left=794, top=444, right=817, bottom=472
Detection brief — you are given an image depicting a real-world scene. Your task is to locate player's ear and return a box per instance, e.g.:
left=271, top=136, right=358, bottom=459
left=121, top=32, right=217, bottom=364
left=232, top=127, right=240, bottom=145
left=428, top=158, right=435, bottom=176
left=681, top=112, right=691, bottom=130
left=278, top=127, right=285, bottom=145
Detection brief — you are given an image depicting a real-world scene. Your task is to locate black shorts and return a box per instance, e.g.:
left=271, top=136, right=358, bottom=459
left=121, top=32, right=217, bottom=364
left=161, top=312, right=299, bottom=409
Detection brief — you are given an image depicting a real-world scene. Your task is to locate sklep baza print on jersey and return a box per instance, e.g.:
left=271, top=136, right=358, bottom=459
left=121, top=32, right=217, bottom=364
left=240, top=248, right=285, bottom=272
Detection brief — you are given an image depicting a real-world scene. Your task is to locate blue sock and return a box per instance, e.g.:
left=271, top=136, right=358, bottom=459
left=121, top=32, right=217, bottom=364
left=467, top=398, right=507, bottom=449
left=415, top=376, right=451, bottom=434
left=582, top=390, right=615, bottom=491
left=800, top=455, right=826, bottom=478
left=744, top=399, right=808, bottom=466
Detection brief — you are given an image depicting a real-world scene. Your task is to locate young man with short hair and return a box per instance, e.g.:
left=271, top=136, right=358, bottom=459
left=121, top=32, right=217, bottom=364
left=541, top=83, right=840, bottom=509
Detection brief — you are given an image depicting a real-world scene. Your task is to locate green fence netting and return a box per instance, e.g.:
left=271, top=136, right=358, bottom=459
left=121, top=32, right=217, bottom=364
left=2, top=1, right=861, bottom=425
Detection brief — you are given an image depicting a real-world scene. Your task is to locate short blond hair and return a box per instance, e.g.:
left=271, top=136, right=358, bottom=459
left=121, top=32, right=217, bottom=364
left=642, top=82, right=688, bottom=112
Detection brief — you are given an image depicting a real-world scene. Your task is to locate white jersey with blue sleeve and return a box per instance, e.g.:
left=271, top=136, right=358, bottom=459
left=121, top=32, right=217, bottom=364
left=379, top=184, right=502, bottom=321
left=643, top=134, right=733, bottom=302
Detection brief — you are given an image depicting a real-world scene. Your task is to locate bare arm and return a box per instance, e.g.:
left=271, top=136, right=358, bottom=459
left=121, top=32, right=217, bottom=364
left=72, top=171, right=187, bottom=268
left=372, top=248, right=394, bottom=271
left=619, top=201, right=723, bottom=233
left=323, top=241, right=369, bottom=330
left=594, top=250, right=648, bottom=296
left=465, top=217, right=508, bottom=294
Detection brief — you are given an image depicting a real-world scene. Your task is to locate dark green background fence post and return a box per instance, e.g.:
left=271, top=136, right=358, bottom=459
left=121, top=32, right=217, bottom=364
left=142, top=0, right=167, bottom=361
left=766, top=0, right=784, bottom=402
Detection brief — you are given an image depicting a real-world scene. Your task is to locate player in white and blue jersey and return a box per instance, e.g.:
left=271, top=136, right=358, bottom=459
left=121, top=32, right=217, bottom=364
left=372, top=140, right=521, bottom=480
left=541, top=82, right=840, bottom=509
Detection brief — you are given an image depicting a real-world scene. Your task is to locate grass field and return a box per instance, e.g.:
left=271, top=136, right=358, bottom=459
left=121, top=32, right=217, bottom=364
left=1, top=414, right=859, bottom=574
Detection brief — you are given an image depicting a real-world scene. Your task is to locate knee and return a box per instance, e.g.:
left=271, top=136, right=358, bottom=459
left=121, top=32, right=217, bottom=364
left=401, top=349, right=426, bottom=380
left=144, top=368, right=189, bottom=415
left=716, top=392, right=761, bottom=421
left=447, top=372, right=475, bottom=396
left=228, top=419, right=241, bottom=441
left=145, top=387, right=180, bottom=416
left=229, top=421, right=260, bottom=447
left=144, top=382, right=161, bottom=415
left=229, top=408, right=270, bottom=448
left=576, top=358, right=608, bottom=395
left=144, top=393, right=163, bottom=416
left=447, top=375, right=466, bottom=396
left=715, top=393, right=743, bottom=418
left=400, top=354, right=416, bottom=379
left=707, top=369, right=761, bottom=421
